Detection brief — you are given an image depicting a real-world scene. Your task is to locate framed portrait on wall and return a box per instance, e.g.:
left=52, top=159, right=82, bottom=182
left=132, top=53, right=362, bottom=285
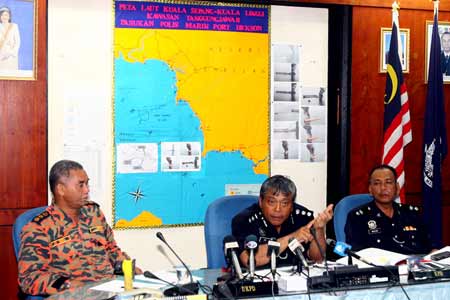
left=0, top=0, right=36, bottom=80
left=380, top=27, right=410, bottom=73
left=425, top=20, right=450, bottom=83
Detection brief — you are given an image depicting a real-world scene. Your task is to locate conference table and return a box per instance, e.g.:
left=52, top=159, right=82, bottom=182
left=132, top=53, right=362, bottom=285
left=47, top=268, right=450, bottom=300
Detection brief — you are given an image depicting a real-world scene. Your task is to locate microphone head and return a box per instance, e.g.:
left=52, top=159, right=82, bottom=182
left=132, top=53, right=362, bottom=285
left=327, top=239, right=352, bottom=257
left=288, top=237, right=300, bottom=253
left=244, top=234, right=258, bottom=250
left=223, top=235, right=239, bottom=254
left=267, top=240, right=281, bottom=256
left=310, top=227, right=317, bottom=235
left=223, top=235, right=236, bottom=244
left=156, top=231, right=166, bottom=242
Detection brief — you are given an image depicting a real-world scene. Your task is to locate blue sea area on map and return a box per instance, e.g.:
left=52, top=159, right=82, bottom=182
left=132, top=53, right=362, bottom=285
left=114, top=56, right=267, bottom=225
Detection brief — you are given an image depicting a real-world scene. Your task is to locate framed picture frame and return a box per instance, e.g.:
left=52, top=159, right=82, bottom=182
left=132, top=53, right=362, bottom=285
left=425, top=20, right=450, bottom=83
left=0, top=0, right=36, bottom=80
left=380, top=27, right=410, bottom=73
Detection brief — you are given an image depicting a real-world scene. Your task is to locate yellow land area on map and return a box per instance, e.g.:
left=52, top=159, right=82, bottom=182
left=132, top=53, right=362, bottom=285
left=114, top=29, right=269, bottom=174
left=115, top=211, right=162, bottom=228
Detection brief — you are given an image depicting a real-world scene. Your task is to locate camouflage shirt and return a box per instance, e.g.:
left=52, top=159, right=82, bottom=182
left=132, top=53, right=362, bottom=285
left=18, top=202, right=128, bottom=295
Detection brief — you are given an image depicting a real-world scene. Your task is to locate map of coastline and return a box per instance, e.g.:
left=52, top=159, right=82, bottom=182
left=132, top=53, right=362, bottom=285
left=113, top=2, right=269, bottom=228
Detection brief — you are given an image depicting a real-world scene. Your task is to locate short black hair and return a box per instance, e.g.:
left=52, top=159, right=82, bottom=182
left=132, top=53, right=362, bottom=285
left=368, top=164, right=397, bottom=183
left=260, top=175, right=297, bottom=202
left=49, top=160, right=84, bottom=195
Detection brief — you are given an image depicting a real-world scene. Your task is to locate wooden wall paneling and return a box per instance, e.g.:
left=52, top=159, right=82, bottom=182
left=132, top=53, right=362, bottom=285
left=350, top=6, right=450, bottom=245
left=0, top=0, right=47, bottom=299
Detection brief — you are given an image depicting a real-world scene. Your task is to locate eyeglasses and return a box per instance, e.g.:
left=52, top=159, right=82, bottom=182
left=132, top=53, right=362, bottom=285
left=265, top=199, right=292, bottom=208
left=369, top=180, right=396, bottom=187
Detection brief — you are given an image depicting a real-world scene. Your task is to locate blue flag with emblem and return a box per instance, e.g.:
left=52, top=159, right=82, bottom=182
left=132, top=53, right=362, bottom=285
left=422, top=11, right=447, bottom=249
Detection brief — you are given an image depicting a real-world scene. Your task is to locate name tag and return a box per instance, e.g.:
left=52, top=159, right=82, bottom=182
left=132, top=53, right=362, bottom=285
left=49, top=235, right=71, bottom=248
left=89, top=225, right=104, bottom=233
left=368, top=228, right=381, bottom=235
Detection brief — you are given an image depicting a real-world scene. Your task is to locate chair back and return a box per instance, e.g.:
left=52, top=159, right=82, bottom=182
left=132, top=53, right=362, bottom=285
left=13, top=206, right=48, bottom=300
left=333, top=194, right=372, bottom=242
left=204, top=195, right=258, bottom=269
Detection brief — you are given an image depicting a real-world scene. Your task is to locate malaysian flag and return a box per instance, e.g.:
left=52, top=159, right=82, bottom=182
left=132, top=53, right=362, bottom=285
left=422, top=7, right=447, bottom=248
left=382, top=7, right=412, bottom=203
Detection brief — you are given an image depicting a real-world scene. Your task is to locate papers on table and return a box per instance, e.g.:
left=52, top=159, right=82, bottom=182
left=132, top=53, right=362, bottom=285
left=90, top=271, right=203, bottom=293
left=336, top=248, right=408, bottom=267
left=90, top=278, right=165, bottom=293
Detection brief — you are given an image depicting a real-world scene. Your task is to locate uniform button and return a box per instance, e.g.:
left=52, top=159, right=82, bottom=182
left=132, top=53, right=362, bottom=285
left=377, top=239, right=381, bottom=243
left=412, top=235, right=415, bottom=239
left=400, top=244, right=404, bottom=247
left=392, top=223, right=395, bottom=226
left=394, top=235, right=398, bottom=238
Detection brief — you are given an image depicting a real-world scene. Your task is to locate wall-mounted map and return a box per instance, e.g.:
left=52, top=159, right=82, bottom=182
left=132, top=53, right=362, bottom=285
left=113, top=0, right=270, bottom=228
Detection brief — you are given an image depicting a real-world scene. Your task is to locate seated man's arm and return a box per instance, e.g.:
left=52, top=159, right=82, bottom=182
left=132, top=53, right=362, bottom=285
left=237, top=228, right=313, bottom=268
left=307, top=204, right=334, bottom=262
left=18, top=223, right=68, bottom=295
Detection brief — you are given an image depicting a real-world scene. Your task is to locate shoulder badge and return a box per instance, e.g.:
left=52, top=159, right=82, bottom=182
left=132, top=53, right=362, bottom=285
left=32, top=211, right=50, bottom=224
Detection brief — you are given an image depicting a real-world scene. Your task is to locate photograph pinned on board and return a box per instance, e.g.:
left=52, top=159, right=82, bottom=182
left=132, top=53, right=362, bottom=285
left=301, top=87, right=326, bottom=106
left=272, top=139, right=299, bottom=160
left=273, top=62, right=299, bottom=82
left=161, top=142, right=202, bottom=172
left=272, top=43, right=300, bottom=64
left=273, top=81, right=300, bottom=102
left=301, top=143, right=325, bottom=162
left=300, top=124, right=325, bottom=143
left=380, top=27, right=409, bottom=73
left=273, top=102, right=299, bottom=122
left=0, top=0, right=36, bottom=80
left=301, top=106, right=326, bottom=126
left=272, top=120, right=299, bottom=140
left=425, top=20, right=450, bottom=83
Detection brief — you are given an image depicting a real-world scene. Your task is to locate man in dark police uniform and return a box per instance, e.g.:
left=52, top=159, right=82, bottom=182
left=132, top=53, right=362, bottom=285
left=345, top=164, right=432, bottom=254
left=232, top=175, right=333, bottom=268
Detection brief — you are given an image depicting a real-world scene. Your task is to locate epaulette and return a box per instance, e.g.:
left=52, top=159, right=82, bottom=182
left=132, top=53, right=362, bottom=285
left=293, top=207, right=313, bottom=218
left=32, top=210, right=50, bottom=224
left=400, top=204, right=420, bottom=212
left=354, top=204, right=370, bottom=217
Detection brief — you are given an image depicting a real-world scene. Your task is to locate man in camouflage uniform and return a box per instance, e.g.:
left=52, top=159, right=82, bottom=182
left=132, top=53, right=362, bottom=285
left=345, top=164, right=432, bottom=254
left=18, top=160, right=131, bottom=295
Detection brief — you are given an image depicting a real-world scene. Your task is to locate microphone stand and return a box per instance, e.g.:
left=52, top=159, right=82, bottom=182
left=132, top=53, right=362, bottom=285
left=143, top=271, right=197, bottom=296
left=156, top=232, right=199, bottom=296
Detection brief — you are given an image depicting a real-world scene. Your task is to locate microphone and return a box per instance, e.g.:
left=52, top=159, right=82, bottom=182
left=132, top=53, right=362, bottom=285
left=288, top=237, right=309, bottom=270
left=143, top=271, right=198, bottom=296
left=267, top=240, right=280, bottom=277
left=223, top=235, right=243, bottom=280
left=156, top=232, right=199, bottom=296
left=245, top=235, right=258, bottom=279
left=326, top=238, right=375, bottom=266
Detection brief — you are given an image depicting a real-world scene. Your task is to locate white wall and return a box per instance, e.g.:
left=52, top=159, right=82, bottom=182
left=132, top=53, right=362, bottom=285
left=48, top=1, right=328, bottom=272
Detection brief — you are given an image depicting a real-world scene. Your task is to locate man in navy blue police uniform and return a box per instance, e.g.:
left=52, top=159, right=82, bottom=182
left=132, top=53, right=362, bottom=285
left=345, top=164, right=432, bottom=254
left=231, top=175, right=333, bottom=268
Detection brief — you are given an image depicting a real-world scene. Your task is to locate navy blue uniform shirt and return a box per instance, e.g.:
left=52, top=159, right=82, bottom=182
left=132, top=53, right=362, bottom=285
left=345, top=200, right=431, bottom=255
left=231, top=202, right=314, bottom=269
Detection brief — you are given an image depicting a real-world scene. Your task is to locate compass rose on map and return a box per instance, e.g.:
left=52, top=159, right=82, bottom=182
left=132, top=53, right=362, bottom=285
left=128, top=186, right=145, bottom=203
